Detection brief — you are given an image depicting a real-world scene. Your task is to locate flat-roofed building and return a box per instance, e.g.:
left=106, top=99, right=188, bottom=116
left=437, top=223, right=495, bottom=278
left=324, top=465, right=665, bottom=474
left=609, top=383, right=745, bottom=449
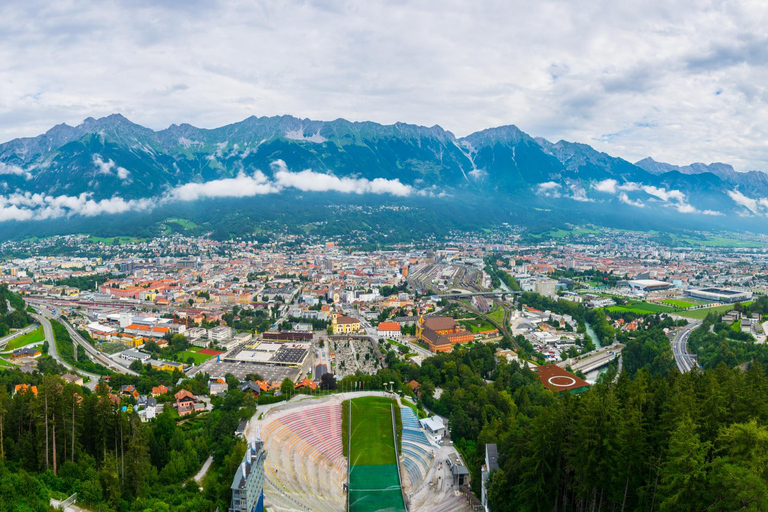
left=687, top=287, right=753, bottom=303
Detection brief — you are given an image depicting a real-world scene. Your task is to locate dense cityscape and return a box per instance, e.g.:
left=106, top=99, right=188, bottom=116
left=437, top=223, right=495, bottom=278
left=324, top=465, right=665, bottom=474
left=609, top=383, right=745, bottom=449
left=5, top=1, right=768, bottom=511
left=2, top=226, right=768, bottom=510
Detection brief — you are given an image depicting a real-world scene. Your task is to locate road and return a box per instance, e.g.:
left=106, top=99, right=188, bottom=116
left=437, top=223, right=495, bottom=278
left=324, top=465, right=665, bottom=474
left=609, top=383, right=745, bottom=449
left=560, top=344, right=623, bottom=373
left=32, top=312, right=101, bottom=390
left=672, top=322, right=700, bottom=373
left=33, top=305, right=138, bottom=379
left=0, top=322, right=39, bottom=349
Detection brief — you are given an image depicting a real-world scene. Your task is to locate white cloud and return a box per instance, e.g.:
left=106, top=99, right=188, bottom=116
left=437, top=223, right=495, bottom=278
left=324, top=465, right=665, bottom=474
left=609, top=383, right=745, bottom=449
left=594, top=178, right=718, bottom=214
left=0, top=162, right=25, bottom=175
left=93, top=154, right=131, bottom=180
left=568, top=182, right=592, bottom=202
left=642, top=185, right=685, bottom=203
left=169, top=171, right=278, bottom=201
left=538, top=181, right=561, bottom=191
left=273, top=168, right=413, bottom=196
left=0, top=160, right=425, bottom=222
left=618, top=192, right=644, bottom=208
left=593, top=179, right=618, bottom=193
left=728, top=189, right=760, bottom=214
left=536, top=181, right=562, bottom=198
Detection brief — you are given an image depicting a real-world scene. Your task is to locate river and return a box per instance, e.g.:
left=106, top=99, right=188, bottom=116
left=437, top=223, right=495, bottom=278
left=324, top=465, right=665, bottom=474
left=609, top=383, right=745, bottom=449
left=584, top=322, right=607, bottom=383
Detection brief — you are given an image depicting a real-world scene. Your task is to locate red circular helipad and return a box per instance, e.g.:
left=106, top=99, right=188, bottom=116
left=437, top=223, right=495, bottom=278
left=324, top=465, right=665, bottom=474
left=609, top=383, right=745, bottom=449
left=548, top=376, right=577, bottom=387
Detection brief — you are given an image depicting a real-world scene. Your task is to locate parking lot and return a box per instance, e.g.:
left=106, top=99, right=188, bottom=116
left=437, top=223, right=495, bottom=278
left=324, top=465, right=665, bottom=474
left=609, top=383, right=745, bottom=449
left=188, top=359, right=301, bottom=382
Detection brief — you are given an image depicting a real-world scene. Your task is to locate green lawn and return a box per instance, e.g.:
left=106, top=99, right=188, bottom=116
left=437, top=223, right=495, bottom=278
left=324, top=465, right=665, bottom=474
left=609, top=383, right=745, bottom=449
left=349, top=396, right=397, bottom=466
left=487, top=305, right=505, bottom=325
left=459, top=318, right=496, bottom=333
left=678, top=303, right=753, bottom=320
left=0, top=357, right=16, bottom=367
left=348, top=396, right=404, bottom=512
left=607, top=301, right=677, bottom=315
left=178, top=349, right=215, bottom=365
left=659, top=299, right=697, bottom=308
left=5, top=327, right=45, bottom=351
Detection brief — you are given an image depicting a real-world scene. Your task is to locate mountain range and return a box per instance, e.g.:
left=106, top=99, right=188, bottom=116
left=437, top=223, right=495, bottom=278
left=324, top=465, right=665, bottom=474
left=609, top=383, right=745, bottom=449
left=1, top=113, right=767, bottom=237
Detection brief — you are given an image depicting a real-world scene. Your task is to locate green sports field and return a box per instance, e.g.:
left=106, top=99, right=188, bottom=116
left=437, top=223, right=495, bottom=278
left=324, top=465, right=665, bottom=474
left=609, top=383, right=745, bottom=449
left=177, top=347, right=217, bottom=365
left=607, top=301, right=677, bottom=315
left=348, top=396, right=405, bottom=512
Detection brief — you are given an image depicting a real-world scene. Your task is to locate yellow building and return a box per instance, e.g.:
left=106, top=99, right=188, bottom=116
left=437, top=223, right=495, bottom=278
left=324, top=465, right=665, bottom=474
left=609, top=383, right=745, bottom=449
left=332, top=314, right=361, bottom=334
left=150, top=360, right=186, bottom=372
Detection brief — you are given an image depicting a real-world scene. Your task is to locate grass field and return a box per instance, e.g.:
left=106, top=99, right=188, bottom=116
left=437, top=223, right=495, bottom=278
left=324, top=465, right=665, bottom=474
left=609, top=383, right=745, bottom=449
left=659, top=299, right=698, bottom=308
left=348, top=396, right=405, bottom=512
left=5, top=327, right=44, bottom=351
left=459, top=318, right=496, bottom=333
left=679, top=304, right=741, bottom=319
left=0, top=358, right=15, bottom=367
left=178, top=347, right=217, bottom=365
left=607, top=301, right=678, bottom=315
left=487, top=305, right=505, bottom=325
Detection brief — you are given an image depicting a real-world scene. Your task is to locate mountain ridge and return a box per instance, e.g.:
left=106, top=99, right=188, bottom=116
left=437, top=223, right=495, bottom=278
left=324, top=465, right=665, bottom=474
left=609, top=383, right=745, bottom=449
left=1, top=113, right=768, bottom=230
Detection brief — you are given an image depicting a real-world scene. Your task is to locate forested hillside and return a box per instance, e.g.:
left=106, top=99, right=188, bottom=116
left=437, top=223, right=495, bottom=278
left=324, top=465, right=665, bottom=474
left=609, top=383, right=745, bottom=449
left=376, top=322, right=768, bottom=511
left=0, top=368, right=255, bottom=511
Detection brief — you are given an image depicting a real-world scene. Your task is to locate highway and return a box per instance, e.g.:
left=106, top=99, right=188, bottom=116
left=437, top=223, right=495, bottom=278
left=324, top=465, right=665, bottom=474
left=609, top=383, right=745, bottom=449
left=0, top=322, right=39, bottom=349
left=672, top=322, right=700, bottom=373
left=31, top=312, right=101, bottom=390
left=33, top=306, right=138, bottom=377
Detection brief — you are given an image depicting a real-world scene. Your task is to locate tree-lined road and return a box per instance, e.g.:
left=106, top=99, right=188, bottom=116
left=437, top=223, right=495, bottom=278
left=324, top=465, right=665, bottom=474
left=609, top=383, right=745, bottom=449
left=32, top=305, right=138, bottom=380
left=31, top=312, right=100, bottom=390
left=672, top=322, right=700, bottom=373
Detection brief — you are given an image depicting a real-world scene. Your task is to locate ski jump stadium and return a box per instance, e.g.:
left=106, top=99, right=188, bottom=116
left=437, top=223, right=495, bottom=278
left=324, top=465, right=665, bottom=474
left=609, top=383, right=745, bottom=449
left=245, top=392, right=476, bottom=512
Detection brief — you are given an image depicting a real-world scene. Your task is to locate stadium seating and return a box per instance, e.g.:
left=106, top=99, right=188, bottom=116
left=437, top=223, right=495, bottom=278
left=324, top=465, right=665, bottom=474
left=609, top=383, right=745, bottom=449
left=399, top=407, right=435, bottom=489
left=262, top=404, right=346, bottom=512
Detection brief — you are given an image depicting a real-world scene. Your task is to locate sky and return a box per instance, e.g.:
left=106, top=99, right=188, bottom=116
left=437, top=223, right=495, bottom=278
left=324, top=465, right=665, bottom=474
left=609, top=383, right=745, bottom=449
left=2, top=0, right=768, bottom=171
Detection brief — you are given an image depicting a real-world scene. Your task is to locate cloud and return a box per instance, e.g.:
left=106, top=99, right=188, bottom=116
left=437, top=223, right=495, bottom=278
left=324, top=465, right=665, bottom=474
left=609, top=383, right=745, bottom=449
left=536, top=181, right=562, bottom=198
left=0, top=191, right=153, bottom=221
left=3, top=1, right=768, bottom=172
left=568, top=182, right=591, bottom=202
left=0, top=160, right=425, bottom=222
left=0, top=162, right=25, bottom=176
left=93, top=154, right=131, bottom=180
left=618, top=192, right=644, bottom=208
left=728, top=189, right=760, bottom=214
left=271, top=160, right=414, bottom=196
left=593, top=178, right=718, bottom=214
left=593, top=179, right=618, bottom=194
left=169, top=171, right=278, bottom=201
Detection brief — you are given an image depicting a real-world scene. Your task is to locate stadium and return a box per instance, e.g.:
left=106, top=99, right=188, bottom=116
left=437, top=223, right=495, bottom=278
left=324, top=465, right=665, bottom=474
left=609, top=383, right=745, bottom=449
left=244, top=392, right=473, bottom=512
left=686, top=287, right=753, bottom=303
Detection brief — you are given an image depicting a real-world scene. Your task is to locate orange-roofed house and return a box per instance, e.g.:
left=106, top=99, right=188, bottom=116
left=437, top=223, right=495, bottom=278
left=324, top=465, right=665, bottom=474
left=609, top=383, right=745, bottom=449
left=13, top=384, right=37, bottom=396
left=151, top=385, right=169, bottom=397
left=294, top=378, right=318, bottom=391
left=377, top=321, right=402, bottom=339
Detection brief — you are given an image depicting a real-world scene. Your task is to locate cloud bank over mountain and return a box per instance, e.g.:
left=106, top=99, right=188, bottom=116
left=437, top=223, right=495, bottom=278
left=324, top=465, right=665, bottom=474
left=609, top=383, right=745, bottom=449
left=0, top=162, right=421, bottom=222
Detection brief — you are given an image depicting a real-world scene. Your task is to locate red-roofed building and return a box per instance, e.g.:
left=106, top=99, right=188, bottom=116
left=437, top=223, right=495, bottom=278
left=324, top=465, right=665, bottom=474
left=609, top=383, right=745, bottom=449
left=377, top=321, right=401, bottom=339
left=294, top=378, right=318, bottom=391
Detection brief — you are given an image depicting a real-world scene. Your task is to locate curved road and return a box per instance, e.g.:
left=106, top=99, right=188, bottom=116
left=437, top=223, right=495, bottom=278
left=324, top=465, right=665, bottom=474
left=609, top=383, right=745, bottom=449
left=32, top=305, right=138, bottom=384
left=32, top=312, right=101, bottom=390
left=671, top=322, right=700, bottom=373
